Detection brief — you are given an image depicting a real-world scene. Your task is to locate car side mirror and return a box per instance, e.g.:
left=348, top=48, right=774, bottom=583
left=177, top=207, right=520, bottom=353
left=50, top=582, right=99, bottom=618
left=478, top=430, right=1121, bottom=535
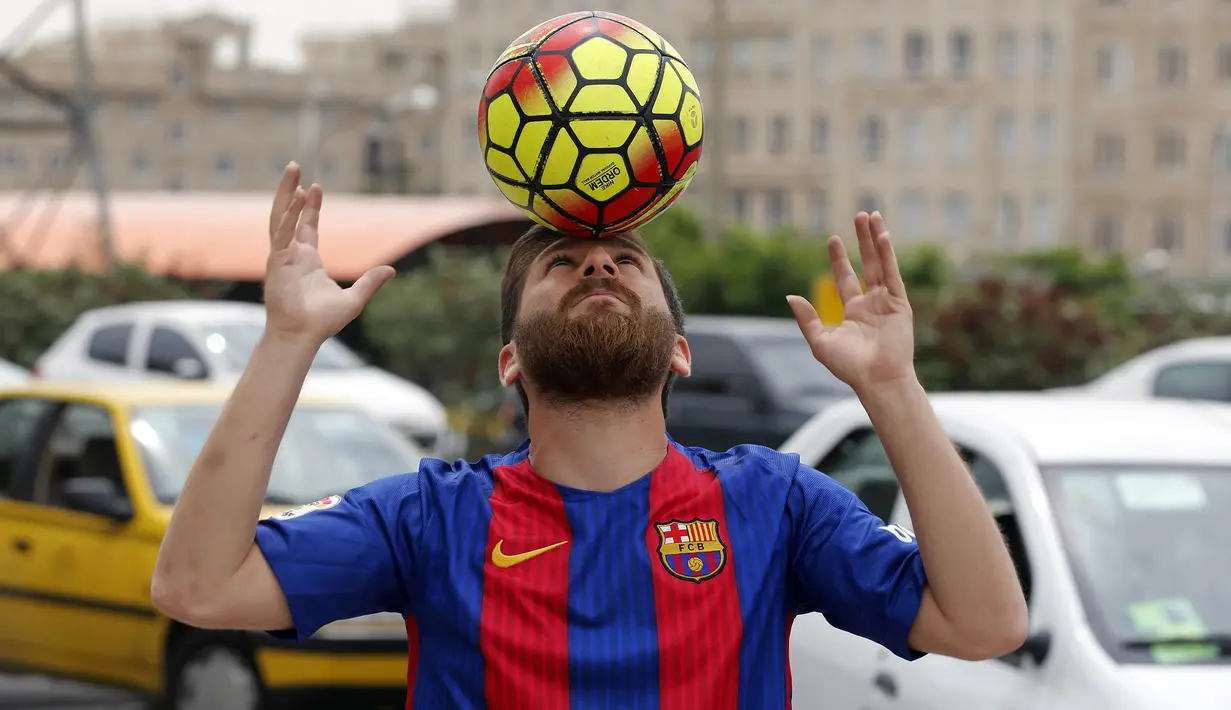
left=172, top=358, right=206, bottom=380
left=61, top=476, right=133, bottom=522
left=1001, top=630, right=1052, bottom=668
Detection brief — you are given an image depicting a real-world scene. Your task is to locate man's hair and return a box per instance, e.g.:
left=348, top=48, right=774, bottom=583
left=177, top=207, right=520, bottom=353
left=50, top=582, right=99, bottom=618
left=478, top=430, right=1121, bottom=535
left=499, top=224, right=686, bottom=422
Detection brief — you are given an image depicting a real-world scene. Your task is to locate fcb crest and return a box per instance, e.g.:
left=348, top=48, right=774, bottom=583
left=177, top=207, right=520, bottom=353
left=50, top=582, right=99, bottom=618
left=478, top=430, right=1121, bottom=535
left=654, top=518, right=727, bottom=583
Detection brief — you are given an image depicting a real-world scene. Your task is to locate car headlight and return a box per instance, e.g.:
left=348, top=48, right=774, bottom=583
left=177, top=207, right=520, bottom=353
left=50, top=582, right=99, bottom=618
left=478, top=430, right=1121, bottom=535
left=314, top=612, right=408, bottom=640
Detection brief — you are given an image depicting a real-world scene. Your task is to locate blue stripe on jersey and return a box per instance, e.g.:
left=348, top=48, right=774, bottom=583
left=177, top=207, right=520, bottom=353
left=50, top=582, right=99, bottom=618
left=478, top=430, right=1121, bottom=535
left=561, top=475, right=661, bottom=710
left=409, top=453, right=503, bottom=709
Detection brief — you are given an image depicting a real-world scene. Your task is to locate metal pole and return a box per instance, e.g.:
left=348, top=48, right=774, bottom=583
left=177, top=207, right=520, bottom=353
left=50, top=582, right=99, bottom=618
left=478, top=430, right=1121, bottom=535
left=69, top=0, right=115, bottom=270
left=705, top=0, right=729, bottom=244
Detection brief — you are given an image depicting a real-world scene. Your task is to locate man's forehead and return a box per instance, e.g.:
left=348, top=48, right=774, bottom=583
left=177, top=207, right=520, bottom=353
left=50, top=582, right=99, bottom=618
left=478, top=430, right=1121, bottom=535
left=532, top=234, right=650, bottom=262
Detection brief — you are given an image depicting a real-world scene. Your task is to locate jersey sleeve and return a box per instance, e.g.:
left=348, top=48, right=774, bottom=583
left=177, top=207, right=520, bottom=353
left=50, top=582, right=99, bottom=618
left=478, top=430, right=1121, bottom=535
left=787, top=460, right=928, bottom=661
left=254, top=471, right=424, bottom=641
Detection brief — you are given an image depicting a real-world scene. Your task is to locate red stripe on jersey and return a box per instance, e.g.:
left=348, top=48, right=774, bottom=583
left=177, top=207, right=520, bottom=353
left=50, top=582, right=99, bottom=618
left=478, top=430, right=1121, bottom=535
left=481, top=459, right=572, bottom=709
left=646, top=447, right=743, bottom=710
left=785, top=614, right=794, bottom=709
left=405, top=616, right=419, bottom=708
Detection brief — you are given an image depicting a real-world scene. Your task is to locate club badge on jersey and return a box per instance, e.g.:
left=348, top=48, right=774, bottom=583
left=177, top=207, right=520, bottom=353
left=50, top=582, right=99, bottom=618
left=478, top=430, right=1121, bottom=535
left=654, top=518, right=728, bottom=583
left=270, top=495, right=342, bottom=521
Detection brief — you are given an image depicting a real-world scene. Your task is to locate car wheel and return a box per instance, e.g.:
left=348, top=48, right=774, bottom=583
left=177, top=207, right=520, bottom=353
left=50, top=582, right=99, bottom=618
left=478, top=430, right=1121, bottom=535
left=162, top=631, right=268, bottom=710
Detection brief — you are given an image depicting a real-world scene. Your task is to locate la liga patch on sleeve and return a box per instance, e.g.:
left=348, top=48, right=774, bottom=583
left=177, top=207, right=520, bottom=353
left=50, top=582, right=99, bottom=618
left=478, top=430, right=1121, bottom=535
left=270, top=495, right=342, bottom=521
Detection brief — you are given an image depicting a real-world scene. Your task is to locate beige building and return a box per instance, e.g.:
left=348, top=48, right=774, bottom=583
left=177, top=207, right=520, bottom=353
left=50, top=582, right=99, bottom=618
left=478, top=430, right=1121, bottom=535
left=0, top=13, right=449, bottom=196
left=2, top=2, right=1231, bottom=276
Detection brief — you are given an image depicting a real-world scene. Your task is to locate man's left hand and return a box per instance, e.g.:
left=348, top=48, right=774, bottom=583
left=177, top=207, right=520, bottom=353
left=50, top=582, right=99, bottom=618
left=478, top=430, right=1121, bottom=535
left=787, top=211, right=916, bottom=394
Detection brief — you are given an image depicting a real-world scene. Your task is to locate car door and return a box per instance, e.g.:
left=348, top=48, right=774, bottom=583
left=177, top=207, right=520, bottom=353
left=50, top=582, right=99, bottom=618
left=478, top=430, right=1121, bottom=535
left=0, top=395, right=60, bottom=666
left=667, top=333, right=776, bottom=450
left=789, top=427, right=901, bottom=710
left=5, top=399, right=153, bottom=689
left=863, top=441, right=1041, bottom=710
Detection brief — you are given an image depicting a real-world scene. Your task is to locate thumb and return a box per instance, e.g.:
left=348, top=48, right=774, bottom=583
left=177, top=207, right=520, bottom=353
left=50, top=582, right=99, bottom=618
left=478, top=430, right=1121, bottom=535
left=346, top=265, right=396, bottom=306
left=786, top=295, right=829, bottom=360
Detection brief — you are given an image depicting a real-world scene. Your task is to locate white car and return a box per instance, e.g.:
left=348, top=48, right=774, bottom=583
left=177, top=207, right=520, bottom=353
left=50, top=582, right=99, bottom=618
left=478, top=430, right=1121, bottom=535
left=0, top=357, right=28, bottom=386
left=1063, top=336, right=1231, bottom=402
left=33, top=301, right=466, bottom=459
left=782, top=392, right=1231, bottom=710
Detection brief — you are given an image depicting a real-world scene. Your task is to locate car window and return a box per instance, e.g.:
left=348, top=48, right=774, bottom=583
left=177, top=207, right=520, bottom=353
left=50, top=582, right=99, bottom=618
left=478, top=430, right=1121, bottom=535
left=31, top=403, right=127, bottom=510
left=0, top=398, right=56, bottom=497
left=145, top=326, right=208, bottom=377
left=1152, top=362, right=1231, bottom=402
left=86, top=324, right=133, bottom=366
left=674, top=334, right=758, bottom=396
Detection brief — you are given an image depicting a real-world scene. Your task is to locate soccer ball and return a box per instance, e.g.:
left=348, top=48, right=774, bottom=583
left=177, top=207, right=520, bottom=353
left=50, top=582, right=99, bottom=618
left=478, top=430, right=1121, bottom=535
left=479, top=11, right=703, bottom=238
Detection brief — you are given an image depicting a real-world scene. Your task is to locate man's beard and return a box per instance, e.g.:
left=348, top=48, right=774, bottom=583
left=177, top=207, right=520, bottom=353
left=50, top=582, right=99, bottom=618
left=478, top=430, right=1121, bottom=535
left=512, top=277, right=678, bottom=408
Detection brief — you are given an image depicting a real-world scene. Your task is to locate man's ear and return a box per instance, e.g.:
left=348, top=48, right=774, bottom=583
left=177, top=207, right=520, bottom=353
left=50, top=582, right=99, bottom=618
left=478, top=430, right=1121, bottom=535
left=670, top=334, right=691, bottom=378
left=498, top=342, right=522, bottom=387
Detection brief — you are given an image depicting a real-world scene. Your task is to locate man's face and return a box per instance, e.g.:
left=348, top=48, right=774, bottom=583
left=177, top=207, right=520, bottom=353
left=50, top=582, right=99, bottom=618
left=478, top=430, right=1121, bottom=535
left=502, top=237, right=690, bottom=407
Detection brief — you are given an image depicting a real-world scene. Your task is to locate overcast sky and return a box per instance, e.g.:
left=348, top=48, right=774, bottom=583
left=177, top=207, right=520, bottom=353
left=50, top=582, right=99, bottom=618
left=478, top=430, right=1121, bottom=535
left=0, top=0, right=451, bottom=68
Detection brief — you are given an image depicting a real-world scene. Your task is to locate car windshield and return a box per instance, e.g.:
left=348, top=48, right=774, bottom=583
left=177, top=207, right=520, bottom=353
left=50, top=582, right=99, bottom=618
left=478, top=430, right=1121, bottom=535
left=196, top=321, right=365, bottom=372
left=746, top=337, right=852, bottom=398
left=130, top=404, right=423, bottom=505
left=1042, top=465, right=1231, bottom=664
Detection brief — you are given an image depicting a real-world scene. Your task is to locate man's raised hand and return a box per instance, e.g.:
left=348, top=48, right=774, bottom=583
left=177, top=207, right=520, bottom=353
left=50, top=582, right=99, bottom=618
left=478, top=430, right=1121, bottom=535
left=263, top=163, right=395, bottom=346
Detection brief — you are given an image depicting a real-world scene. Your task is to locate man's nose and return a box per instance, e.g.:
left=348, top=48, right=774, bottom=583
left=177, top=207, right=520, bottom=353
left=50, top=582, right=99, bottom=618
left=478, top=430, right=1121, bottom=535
left=580, top=247, right=618, bottom=278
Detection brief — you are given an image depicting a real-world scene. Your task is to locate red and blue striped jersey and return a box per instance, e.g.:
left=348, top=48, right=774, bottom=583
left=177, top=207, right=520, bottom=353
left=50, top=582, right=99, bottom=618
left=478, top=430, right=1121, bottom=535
left=255, top=438, right=928, bottom=709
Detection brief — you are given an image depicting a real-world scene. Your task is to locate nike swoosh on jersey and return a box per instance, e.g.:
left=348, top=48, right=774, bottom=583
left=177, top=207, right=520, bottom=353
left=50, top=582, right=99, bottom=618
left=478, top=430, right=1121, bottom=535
left=491, top=539, right=569, bottom=568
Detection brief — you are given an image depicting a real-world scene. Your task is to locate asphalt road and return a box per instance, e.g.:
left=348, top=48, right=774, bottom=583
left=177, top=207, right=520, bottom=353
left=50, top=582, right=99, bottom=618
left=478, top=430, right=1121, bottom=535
left=0, top=674, right=143, bottom=709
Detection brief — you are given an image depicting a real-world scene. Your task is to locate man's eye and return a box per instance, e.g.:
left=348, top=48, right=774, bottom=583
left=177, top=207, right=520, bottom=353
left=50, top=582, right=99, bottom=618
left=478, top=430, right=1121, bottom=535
left=549, top=255, right=573, bottom=268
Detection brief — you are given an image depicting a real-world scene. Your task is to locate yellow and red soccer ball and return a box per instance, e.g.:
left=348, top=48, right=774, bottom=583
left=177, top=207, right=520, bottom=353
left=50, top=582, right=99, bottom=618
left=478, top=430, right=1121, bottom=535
left=479, top=11, right=703, bottom=238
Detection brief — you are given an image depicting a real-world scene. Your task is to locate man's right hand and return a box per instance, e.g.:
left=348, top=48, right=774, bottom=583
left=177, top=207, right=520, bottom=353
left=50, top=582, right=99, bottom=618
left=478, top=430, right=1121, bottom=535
left=263, top=163, right=395, bottom=347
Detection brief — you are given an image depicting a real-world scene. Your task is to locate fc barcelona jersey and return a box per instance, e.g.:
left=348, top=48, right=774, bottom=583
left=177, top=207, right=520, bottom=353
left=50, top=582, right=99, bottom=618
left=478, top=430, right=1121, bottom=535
left=254, top=438, right=928, bottom=709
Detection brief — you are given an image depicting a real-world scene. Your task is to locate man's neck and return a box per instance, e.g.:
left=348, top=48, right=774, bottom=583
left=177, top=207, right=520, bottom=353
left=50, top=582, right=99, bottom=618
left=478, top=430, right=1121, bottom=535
left=525, top=397, right=669, bottom=493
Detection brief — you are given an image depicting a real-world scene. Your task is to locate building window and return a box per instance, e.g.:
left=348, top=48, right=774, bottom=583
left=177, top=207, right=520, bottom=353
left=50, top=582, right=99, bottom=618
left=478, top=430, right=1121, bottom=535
left=811, top=37, right=835, bottom=82
left=996, top=30, right=1018, bottom=77
left=1156, top=129, right=1187, bottom=169
left=1033, top=196, right=1058, bottom=246
left=1033, top=110, right=1055, bottom=161
left=732, top=189, right=751, bottom=224
left=766, top=189, right=790, bottom=230
left=857, top=192, right=881, bottom=216
left=1159, top=45, right=1187, bottom=87
left=1216, top=130, right=1231, bottom=174
left=809, top=190, right=828, bottom=233
left=904, top=31, right=929, bottom=79
left=860, top=115, right=884, bottom=160
left=1223, top=219, right=1231, bottom=255
left=945, top=192, right=970, bottom=239
left=131, top=153, right=151, bottom=177
left=1036, top=29, right=1056, bottom=77
left=995, top=195, right=1020, bottom=247
left=1219, top=43, right=1231, bottom=81
left=693, top=39, right=713, bottom=72
left=1094, top=132, right=1126, bottom=173
left=996, top=110, right=1018, bottom=161
left=167, top=120, right=186, bottom=146
left=947, top=112, right=971, bottom=163
left=899, top=190, right=927, bottom=240
left=731, top=116, right=749, bottom=153
left=861, top=32, right=886, bottom=77
left=731, top=38, right=755, bottom=74
left=950, top=31, right=973, bottom=78
left=768, top=116, right=790, bottom=154
left=902, top=111, right=926, bottom=162
left=1093, top=215, right=1122, bottom=253
left=810, top=115, right=829, bottom=155
left=769, top=37, right=793, bottom=75
left=1154, top=214, right=1182, bottom=252
left=214, top=154, right=237, bottom=181
left=1097, top=43, right=1131, bottom=89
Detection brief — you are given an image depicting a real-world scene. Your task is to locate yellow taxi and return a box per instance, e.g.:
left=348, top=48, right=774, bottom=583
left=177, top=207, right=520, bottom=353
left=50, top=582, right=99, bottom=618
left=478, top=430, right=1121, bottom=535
left=0, top=380, right=421, bottom=710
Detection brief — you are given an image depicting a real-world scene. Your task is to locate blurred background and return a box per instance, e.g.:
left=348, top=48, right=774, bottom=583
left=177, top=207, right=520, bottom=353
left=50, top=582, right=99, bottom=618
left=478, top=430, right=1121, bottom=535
left=0, top=0, right=1230, bottom=707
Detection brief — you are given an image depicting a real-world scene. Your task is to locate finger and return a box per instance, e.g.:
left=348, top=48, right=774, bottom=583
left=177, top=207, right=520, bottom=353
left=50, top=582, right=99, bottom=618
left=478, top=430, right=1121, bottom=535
left=828, top=235, right=863, bottom=303
left=855, top=212, right=882, bottom=286
left=346, top=265, right=396, bottom=306
left=785, top=295, right=830, bottom=360
left=297, top=184, right=323, bottom=248
left=876, top=230, right=908, bottom=299
left=269, top=163, right=301, bottom=240
left=272, top=186, right=306, bottom=251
